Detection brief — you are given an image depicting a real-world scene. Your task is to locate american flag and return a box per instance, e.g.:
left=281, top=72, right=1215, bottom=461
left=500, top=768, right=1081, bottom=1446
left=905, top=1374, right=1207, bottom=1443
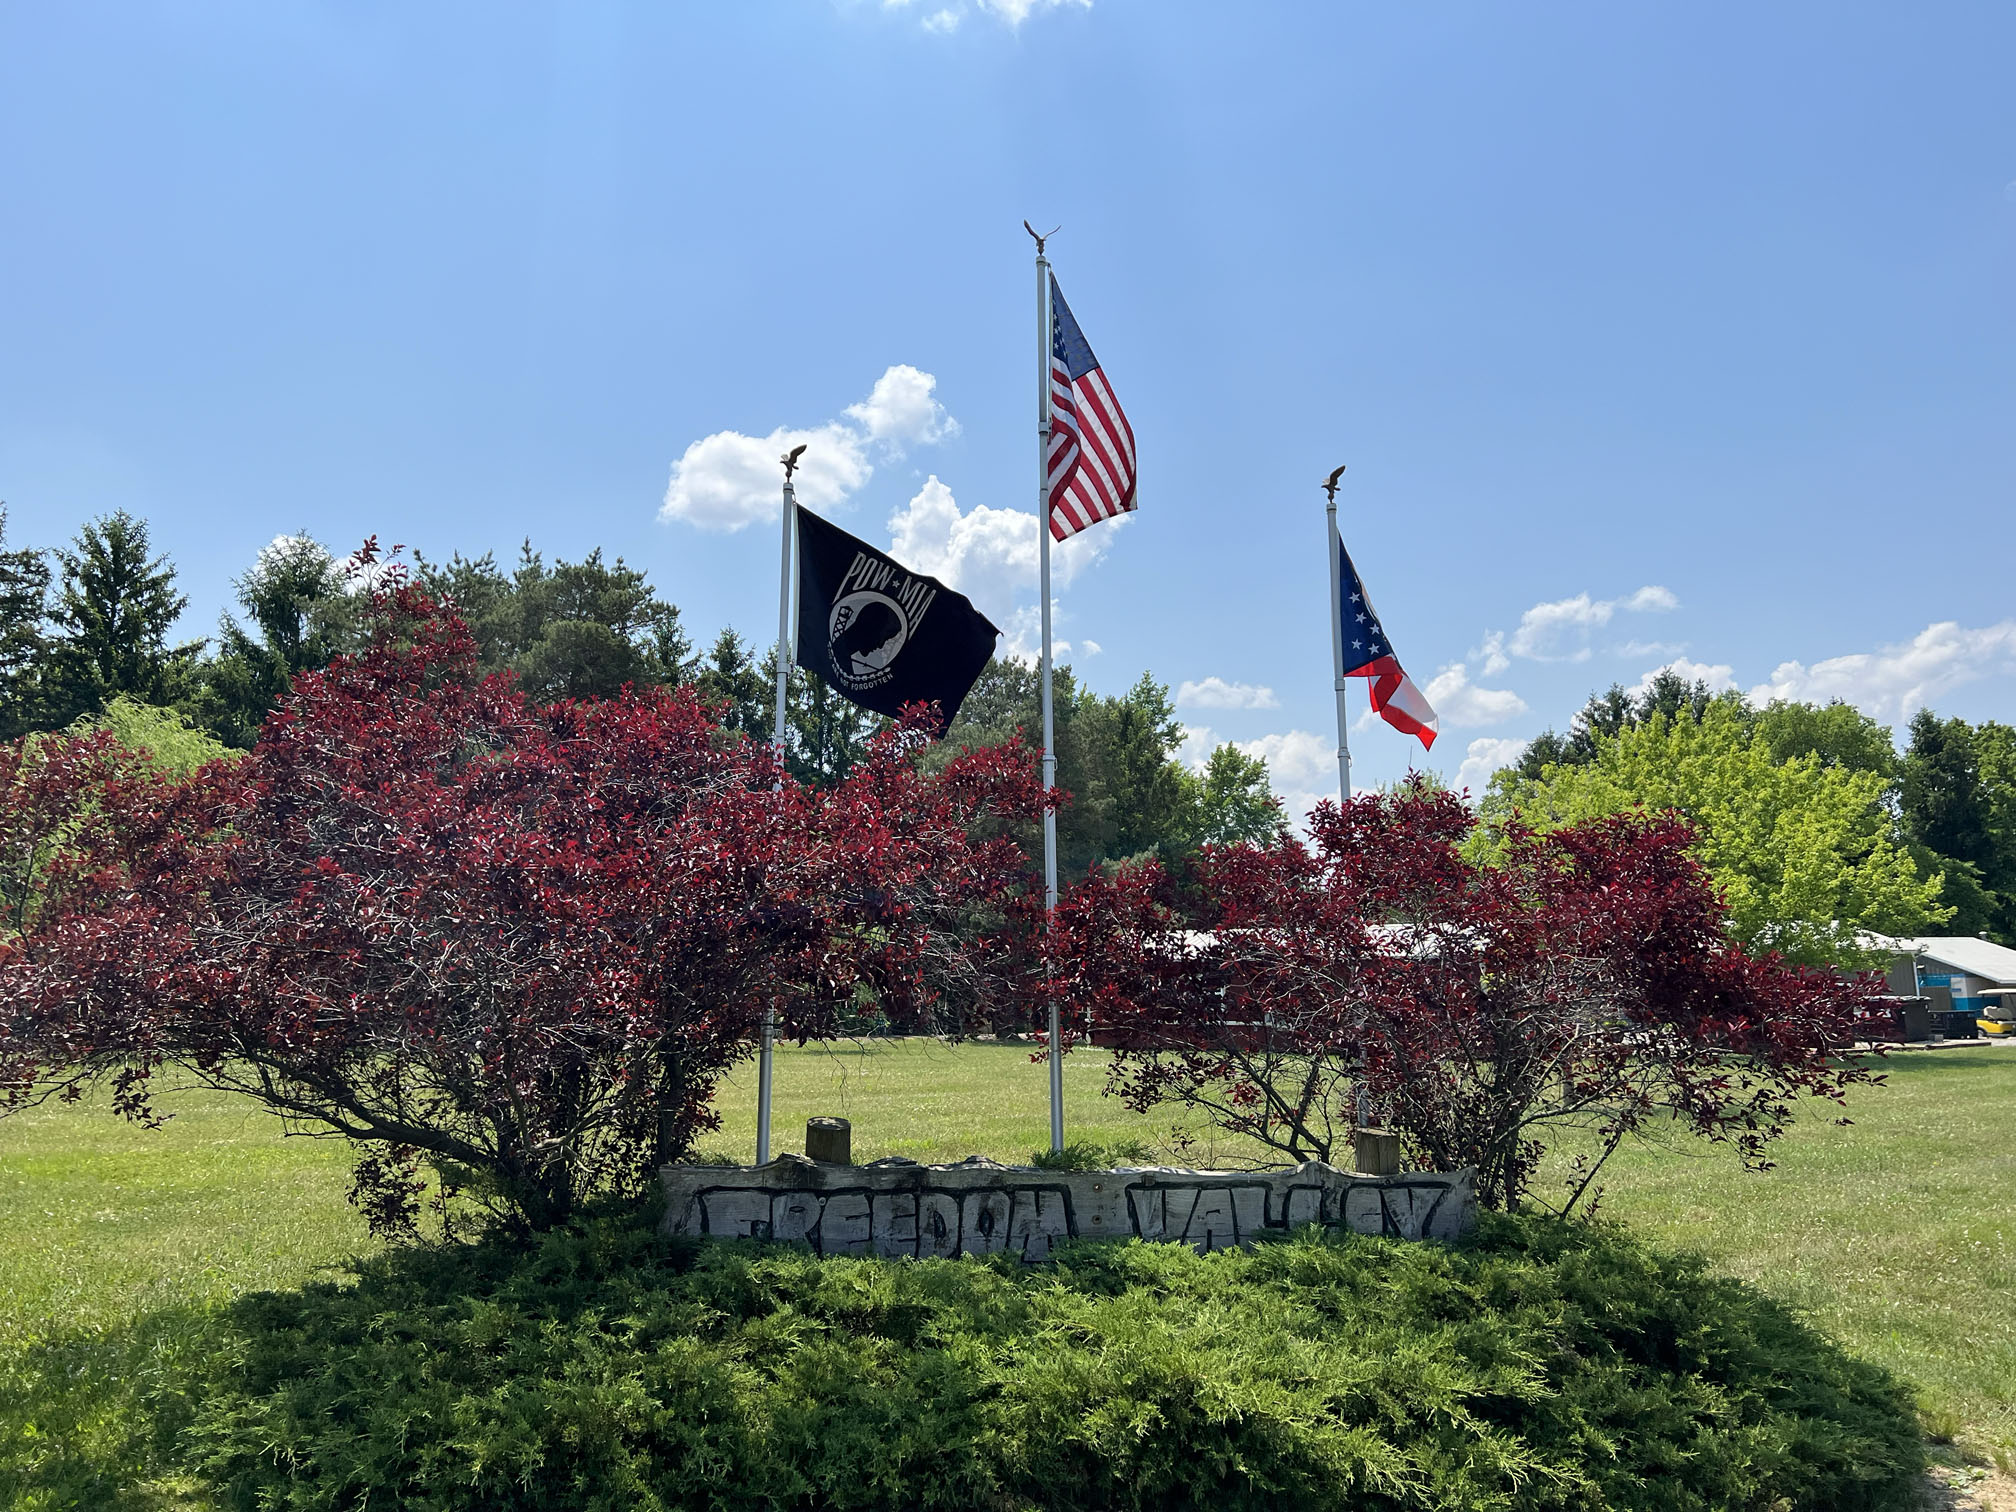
left=1337, top=534, right=1439, bottom=750
left=1046, top=274, right=1136, bottom=541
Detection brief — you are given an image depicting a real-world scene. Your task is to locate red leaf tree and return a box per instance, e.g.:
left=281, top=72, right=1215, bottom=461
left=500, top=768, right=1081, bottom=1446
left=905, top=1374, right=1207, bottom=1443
left=0, top=585, right=1044, bottom=1234
left=1046, top=780, right=1882, bottom=1213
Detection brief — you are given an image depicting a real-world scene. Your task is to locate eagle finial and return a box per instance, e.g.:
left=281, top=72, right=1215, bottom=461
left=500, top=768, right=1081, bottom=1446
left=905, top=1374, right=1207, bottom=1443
left=1322, top=464, right=1347, bottom=502
left=1023, top=219, right=1061, bottom=255
left=781, top=443, right=807, bottom=480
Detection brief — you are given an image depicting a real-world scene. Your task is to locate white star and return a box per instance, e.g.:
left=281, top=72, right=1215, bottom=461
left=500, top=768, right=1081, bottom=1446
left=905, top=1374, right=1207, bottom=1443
left=1352, top=639, right=1363, bottom=649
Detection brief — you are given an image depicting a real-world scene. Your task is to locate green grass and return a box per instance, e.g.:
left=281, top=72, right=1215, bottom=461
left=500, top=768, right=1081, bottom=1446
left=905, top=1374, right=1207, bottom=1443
left=698, top=1036, right=1249, bottom=1166
left=0, top=1085, right=371, bottom=1510
left=1572, top=1046, right=2016, bottom=1458
left=0, top=1041, right=2010, bottom=1508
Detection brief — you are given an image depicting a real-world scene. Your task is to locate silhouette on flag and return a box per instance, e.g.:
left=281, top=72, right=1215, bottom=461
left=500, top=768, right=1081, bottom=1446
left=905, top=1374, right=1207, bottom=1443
left=794, top=507, right=999, bottom=730
left=1336, top=536, right=1439, bottom=750
left=1046, top=274, right=1137, bottom=541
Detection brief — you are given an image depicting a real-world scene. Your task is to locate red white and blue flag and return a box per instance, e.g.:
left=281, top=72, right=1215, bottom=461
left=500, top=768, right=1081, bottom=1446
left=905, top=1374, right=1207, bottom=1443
left=1337, top=533, right=1438, bottom=750
left=1046, top=274, right=1136, bottom=541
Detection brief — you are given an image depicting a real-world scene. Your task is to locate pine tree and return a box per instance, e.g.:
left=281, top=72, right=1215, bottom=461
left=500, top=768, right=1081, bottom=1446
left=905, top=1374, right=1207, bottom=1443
left=692, top=628, right=770, bottom=738
left=0, top=508, right=51, bottom=739
left=1511, top=671, right=1725, bottom=779
left=413, top=542, right=691, bottom=702
left=43, top=511, right=194, bottom=722
left=1901, top=711, right=2015, bottom=942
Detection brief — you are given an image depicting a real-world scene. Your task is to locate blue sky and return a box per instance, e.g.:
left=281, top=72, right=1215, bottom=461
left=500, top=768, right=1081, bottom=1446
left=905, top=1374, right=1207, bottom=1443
left=4, top=2, right=2013, bottom=817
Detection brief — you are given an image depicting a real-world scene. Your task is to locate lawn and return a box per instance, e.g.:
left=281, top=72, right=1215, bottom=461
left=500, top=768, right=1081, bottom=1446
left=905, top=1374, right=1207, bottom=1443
left=0, top=1040, right=2010, bottom=1506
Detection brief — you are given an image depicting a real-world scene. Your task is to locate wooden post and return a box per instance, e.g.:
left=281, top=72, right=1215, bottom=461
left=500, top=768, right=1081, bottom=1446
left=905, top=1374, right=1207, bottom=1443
left=1353, top=1127, right=1401, bottom=1177
left=805, top=1116, right=852, bottom=1165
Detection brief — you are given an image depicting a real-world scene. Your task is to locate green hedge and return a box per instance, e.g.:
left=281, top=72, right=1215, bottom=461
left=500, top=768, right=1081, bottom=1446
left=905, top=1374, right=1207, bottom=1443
left=14, top=1210, right=1926, bottom=1511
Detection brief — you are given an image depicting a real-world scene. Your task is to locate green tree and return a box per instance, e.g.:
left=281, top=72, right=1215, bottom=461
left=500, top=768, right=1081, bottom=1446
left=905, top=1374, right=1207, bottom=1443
left=414, top=543, right=692, bottom=701
left=193, top=534, right=353, bottom=747
left=1070, top=673, right=1193, bottom=861
left=1511, top=671, right=1727, bottom=779
left=1753, top=699, right=1899, bottom=780
left=933, top=660, right=1232, bottom=873
left=80, top=695, right=233, bottom=778
left=1900, top=711, right=2016, bottom=942
left=1971, top=721, right=2016, bottom=943
left=1483, top=701, right=1946, bottom=966
left=43, top=511, right=197, bottom=722
left=0, top=509, right=50, bottom=739
left=768, top=650, right=884, bottom=787
left=691, top=627, right=770, bottom=738
left=1185, top=743, right=1284, bottom=846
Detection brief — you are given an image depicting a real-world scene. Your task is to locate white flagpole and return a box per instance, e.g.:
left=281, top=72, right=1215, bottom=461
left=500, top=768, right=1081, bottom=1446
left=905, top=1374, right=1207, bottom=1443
left=1033, top=229, right=1064, bottom=1154
left=758, top=448, right=803, bottom=1164
left=1324, top=467, right=1352, bottom=804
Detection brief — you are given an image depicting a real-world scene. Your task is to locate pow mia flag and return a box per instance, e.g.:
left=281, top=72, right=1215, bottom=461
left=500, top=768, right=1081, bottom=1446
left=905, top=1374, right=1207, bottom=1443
left=793, top=506, right=999, bottom=731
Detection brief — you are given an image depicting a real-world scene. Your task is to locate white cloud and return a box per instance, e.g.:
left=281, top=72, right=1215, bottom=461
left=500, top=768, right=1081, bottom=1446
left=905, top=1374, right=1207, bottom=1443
left=975, top=0, right=1089, bottom=23
left=1419, top=663, right=1527, bottom=728
left=844, top=364, right=958, bottom=452
left=1078, top=639, right=1102, bottom=658
left=1496, top=584, right=1680, bottom=662
left=887, top=474, right=1116, bottom=633
left=1175, top=724, right=1219, bottom=771
left=1230, top=729, right=1346, bottom=831
left=1237, top=730, right=1335, bottom=791
left=661, top=421, right=868, bottom=531
left=1176, top=676, right=1279, bottom=711
left=1613, top=639, right=1686, bottom=659
left=1628, top=656, right=1736, bottom=698
left=1622, top=585, right=1679, bottom=613
left=1749, top=620, right=2016, bottom=725
left=1475, top=630, right=1510, bottom=676
left=661, top=365, right=954, bottom=532
left=1455, top=736, right=1529, bottom=796
left=892, top=0, right=1087, bottom=28
left=996, top=607, right=1044, bottom=664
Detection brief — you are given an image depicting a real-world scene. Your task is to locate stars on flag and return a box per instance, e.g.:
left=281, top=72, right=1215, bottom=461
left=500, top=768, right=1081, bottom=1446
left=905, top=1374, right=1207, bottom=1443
left=1334, top=533, right=1438, bottom=751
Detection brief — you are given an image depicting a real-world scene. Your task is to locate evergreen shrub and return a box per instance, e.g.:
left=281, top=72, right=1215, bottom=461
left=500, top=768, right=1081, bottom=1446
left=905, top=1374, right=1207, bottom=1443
left=164, top=1209, right=1922, bottom=1512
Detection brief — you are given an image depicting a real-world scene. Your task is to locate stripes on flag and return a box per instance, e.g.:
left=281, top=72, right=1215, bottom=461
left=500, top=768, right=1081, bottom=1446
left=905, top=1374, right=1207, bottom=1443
left=1336, top=534, right=1439, bottom=751
left=1046, top=273, right=1137, bottom=542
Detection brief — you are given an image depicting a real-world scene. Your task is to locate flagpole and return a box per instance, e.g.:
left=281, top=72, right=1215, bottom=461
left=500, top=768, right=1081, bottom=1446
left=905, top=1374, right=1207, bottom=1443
left=1032, top=225, right=1064, bottom=1155
left=1324, top=466, right=1351, bottom=804
left=758, top=447, right=804, bottom=1165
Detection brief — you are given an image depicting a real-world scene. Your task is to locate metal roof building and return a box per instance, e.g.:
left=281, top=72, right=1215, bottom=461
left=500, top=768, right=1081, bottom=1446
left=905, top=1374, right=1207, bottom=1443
left=1866, top=934, right=2016, bottom=1019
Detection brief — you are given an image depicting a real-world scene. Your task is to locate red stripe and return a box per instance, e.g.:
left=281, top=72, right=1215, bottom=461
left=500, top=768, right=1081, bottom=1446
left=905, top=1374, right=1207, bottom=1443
left=1081, top=370, right=1137, bottom=470
left=1377, top=704, right=1437, bottom=747
left=1349, top=658, right=1438, bottom=750
left=1045, top=354, right=1136, bottom=539
left=1072, top=386, right=1132, bottom=506
left=1073, top=382, right=1129, bottom=483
